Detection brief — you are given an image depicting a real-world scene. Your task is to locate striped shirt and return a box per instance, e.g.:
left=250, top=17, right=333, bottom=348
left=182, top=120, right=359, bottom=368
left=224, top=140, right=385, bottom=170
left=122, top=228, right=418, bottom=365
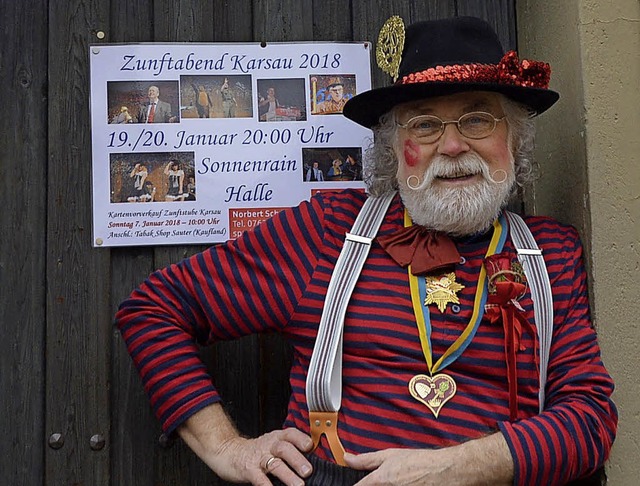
left=116, top=189, right=617, bottom=485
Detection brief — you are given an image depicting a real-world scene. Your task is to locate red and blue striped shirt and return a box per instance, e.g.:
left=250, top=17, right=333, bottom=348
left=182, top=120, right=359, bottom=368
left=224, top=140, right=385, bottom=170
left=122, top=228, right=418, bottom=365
left=116, top=189, right=616, bottom=485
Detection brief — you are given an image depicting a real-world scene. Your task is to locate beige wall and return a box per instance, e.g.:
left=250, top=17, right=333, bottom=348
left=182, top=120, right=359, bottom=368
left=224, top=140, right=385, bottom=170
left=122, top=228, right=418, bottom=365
left=517, top=0, right=640, bottom=483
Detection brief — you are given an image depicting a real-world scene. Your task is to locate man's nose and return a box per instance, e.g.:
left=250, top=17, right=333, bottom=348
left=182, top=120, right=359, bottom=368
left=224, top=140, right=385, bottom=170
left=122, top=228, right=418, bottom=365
left=437, top=124, right=470, bottom=157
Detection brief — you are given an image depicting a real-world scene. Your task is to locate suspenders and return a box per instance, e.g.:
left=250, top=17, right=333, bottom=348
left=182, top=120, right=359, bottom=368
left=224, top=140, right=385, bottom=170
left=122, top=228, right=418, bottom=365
left=504, top=211, right=553, bottom=412
left=306, top=194, right=554, bottom=462
left=306, top=192, right=395, bottom=465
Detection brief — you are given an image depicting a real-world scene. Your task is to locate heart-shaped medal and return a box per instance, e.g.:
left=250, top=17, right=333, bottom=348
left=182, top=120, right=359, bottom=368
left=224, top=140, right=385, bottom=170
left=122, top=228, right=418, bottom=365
left=408, top=373, right=457, bottom=418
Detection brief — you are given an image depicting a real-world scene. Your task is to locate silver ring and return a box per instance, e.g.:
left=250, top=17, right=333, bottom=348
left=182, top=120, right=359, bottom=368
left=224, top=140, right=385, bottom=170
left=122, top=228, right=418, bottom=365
left=265, top=456, right=278, bottom=471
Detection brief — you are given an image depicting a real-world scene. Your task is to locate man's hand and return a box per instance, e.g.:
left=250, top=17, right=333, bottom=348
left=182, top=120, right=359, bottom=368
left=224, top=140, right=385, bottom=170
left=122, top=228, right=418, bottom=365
left=345, top=432, right=513, bottom=486
left=211, top=429, right=314, bottom=485
left=177, top=404, right=314, bottom=486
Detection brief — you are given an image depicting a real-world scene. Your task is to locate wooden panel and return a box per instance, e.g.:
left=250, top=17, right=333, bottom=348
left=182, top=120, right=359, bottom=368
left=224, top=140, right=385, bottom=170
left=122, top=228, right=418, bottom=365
left=310, top=0, right=353, bottom=41
left=45, top=0, right=112, bottom=484
left=107, top=1, right=162, bottom=484
left=0, top=0, right=48, bottom=484
left=109, top=0, right=155, bottom=43
left=111, top=249, right=160, bottom=486
left=106, top=1, right=160, bottom=484
left=254, top=0, right=313, bottom=41
left=211, top=0, right=254, bottom=42
left=457, top=0, right=517, bottom=50
left=154, top=0, right=215, bottom=42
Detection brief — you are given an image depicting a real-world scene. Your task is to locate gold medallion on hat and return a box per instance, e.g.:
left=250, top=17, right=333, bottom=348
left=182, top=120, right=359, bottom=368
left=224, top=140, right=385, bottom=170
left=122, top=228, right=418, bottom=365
left=376, top=15, right=405, bottom=82
left=424, top=272, right=465, bottom=312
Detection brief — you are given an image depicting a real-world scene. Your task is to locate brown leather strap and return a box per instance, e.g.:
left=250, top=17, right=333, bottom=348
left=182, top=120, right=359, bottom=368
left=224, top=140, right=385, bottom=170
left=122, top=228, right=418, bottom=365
left=309, top=411, right=346, bottom=466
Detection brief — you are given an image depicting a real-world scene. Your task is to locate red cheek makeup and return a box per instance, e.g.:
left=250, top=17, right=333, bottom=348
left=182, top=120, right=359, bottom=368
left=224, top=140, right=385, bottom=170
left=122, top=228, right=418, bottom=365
left=403, top=139, right=420, bottom=167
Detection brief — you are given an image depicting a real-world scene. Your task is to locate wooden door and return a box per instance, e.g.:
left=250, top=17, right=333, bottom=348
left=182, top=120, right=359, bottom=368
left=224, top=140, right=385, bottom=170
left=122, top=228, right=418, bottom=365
left=0, top=1, right=516, bottom=484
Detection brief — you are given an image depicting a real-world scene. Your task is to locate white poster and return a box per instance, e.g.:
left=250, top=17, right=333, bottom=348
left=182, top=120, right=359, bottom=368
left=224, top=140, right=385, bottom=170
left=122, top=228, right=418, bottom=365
left=89, top=42, right=372, bottom=247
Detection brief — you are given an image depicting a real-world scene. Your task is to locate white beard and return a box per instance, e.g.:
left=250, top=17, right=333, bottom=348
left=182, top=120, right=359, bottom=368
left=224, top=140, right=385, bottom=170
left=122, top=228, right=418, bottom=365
left=398, top=153, right=515, bottom=236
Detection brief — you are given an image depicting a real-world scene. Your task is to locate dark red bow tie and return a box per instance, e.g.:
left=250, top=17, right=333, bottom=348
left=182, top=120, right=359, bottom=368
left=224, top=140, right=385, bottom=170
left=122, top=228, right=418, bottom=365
left=377, top=225, right=460, bottom=275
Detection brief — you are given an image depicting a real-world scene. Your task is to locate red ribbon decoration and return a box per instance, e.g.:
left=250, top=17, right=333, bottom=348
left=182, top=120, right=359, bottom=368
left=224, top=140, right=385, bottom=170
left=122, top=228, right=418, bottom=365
left=484, top=280, right=539, bottom=421
left=497, top=51, right=551, bottom=88
left=377, top=225, right=461, bottom=275
left=399, top=50, right=551, bottom=90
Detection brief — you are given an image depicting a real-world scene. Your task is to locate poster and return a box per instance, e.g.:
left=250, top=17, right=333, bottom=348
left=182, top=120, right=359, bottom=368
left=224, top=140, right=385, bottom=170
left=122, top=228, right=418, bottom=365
left=89, top=42, right=372, bottom=247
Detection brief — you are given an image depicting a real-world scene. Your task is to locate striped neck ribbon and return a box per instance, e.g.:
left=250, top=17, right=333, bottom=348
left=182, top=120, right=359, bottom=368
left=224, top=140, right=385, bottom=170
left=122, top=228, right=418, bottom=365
left=407, top=209, right=508, bottom=374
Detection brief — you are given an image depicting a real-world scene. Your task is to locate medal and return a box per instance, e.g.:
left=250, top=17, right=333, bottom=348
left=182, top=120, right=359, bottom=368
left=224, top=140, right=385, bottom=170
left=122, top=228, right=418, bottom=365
left=424, top=272, right=465, bottom=312
left=408, top=373, right=457, bottom=418
left=376, top=16, right=405, bottom=82
left=405, top=210, right=508, bottom=417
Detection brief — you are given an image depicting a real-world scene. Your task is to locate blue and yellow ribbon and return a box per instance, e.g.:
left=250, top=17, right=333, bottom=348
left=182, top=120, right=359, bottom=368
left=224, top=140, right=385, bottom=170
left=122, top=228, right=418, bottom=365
left=407, top=210, right=507, bottom=374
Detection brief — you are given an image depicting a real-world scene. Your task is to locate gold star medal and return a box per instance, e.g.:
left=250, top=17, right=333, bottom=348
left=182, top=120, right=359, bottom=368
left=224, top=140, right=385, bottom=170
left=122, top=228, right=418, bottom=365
left=424, top=272, right=465, bottom=312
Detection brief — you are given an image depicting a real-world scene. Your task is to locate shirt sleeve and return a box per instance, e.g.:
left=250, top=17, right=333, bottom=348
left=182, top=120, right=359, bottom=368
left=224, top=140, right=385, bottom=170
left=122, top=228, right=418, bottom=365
left=115, top=196, right=327, bottom=434
left=498, top=221, right=617, bottom=485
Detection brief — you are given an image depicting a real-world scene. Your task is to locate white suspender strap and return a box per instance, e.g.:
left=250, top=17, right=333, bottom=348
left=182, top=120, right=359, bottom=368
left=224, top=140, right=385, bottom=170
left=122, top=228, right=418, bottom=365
left=505, top=211, right=554, bottom=412
left=306, top=193, right=395, bottom=413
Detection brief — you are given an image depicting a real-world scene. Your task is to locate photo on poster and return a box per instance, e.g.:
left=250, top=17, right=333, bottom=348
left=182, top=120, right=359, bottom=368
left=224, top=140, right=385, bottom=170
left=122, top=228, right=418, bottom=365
left=180, top=74, right=253, bottom=119
left=302, top=147, right=363, bottom=182
left=257, top=78, right=307, bottom=122
left=107, top=81, right=180, bottom=124
left=310, top=74, right=356, bottom=115
left=110, top=151, right=196, bottom=203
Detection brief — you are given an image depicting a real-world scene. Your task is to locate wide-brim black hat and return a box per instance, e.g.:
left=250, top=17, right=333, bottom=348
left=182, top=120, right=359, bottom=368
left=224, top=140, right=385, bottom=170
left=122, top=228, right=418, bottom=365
left=343, top=16, right=559, bottom=128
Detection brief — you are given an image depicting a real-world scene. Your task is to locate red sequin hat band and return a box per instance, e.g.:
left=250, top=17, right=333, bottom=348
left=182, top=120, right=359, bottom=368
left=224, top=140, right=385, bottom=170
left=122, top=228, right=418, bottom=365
left=398, top=51, right=551, bottom=90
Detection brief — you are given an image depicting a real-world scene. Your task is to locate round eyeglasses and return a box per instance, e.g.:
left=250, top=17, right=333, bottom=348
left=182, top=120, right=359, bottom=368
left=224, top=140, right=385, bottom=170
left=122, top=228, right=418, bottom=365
left=396, top=111, right=506, bottom=144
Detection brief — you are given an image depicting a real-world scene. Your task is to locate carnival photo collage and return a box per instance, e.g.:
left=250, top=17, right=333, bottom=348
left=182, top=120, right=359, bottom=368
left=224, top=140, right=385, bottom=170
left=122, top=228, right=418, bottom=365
left=106, top=74, right=363, bottom=204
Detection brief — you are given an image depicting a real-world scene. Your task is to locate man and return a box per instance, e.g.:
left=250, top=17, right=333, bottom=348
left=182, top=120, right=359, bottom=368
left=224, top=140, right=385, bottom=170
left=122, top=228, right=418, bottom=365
left=305, top=161, right=324, bottom=182
left=137, top=85, right=176, bottom=123
left=259, top=86, right=279, bottom=121
left=221, top=78, right=237, bottom=118
left=116, top=16, right=616, bottom=486
left=314, top=77, right=349, bottom=114
left=192, top=83, right=213, bottom=118
left=343, top=154, right=362, bottom=181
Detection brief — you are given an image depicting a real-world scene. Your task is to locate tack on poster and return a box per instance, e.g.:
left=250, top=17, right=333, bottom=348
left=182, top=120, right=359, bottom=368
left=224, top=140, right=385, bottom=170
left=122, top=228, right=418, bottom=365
left=89, top=42, right=372, bottom=247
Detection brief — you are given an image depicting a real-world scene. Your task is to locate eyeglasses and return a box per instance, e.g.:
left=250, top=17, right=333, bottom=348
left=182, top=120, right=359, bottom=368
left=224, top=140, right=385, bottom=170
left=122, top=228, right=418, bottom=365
left=396, top=111, right=506, bottom=144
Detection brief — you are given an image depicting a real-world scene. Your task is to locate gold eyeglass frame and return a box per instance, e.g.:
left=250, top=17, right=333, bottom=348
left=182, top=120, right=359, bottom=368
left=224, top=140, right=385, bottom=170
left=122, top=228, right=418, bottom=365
left=396, top=111, right=506, bottom=143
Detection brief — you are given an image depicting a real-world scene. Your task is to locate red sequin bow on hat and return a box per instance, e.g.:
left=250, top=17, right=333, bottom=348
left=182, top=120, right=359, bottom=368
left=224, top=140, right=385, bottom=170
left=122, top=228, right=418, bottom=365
left=399, top=51, right=551, bottom=89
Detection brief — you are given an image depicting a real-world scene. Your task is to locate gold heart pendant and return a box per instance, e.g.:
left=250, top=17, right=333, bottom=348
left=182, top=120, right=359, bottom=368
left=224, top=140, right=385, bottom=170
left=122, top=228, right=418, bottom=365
left=408, top=373, right=457, bottom=418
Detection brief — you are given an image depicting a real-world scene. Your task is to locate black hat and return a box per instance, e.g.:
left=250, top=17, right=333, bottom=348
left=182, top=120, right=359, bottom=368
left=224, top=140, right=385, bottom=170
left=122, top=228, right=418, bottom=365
left=343, top=16, right=559, bottom=128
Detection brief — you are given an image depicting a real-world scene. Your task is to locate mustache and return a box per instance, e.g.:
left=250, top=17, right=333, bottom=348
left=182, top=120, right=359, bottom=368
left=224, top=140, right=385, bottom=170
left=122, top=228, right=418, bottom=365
left=406, top=154, right=508, bottom=191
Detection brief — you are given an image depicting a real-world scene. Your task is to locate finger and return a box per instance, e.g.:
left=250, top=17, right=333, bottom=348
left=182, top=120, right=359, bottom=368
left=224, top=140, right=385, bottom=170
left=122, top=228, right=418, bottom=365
left=265, top=457, right=305, bottom=486
left=269, top=441, right=312, bottom=479
left=344, top=451, right=385, bottom=471
left=279, top=427, right=314, bottom=452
